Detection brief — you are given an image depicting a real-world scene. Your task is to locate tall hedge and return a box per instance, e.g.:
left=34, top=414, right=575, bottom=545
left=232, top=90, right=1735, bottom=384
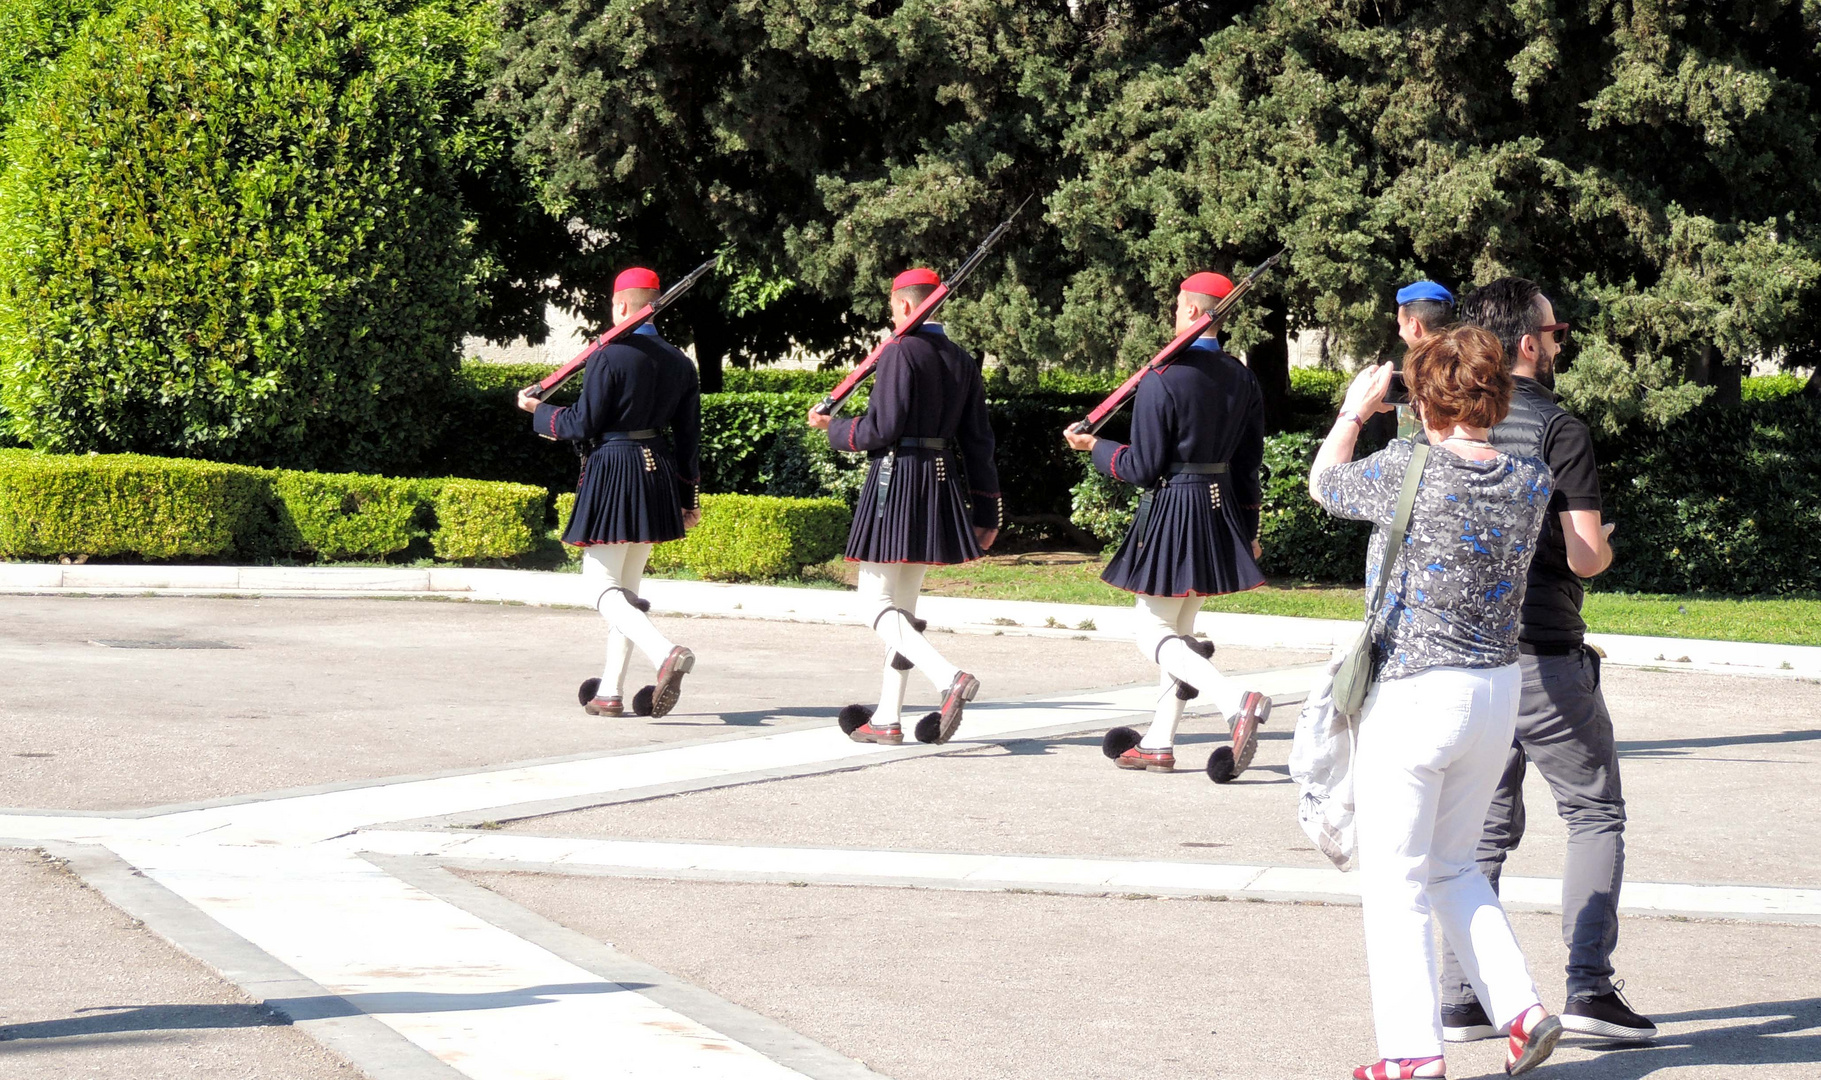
left=0, top=0, right=479, bottom=471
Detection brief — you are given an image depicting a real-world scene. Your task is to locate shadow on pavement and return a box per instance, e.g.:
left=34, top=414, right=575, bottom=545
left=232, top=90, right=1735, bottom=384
left=1546, top=996, right=1821, bottom=1077
left=1617, top=729, right=1821, bottom=756
left=0, top=982, right=651, bottom=1041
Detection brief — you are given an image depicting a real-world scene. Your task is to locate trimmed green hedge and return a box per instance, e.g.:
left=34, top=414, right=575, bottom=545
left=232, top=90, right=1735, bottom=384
left=554, top=492, right=849, bottom=581
left=0, top=449, right=546, bottom=562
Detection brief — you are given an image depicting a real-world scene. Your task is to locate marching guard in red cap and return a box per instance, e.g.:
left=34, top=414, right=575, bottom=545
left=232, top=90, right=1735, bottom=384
left=1063, top=271, right=1273, bottom=781
left=807, top=268, right=1003, bottom=746
left=518, top=267, right=703, bottom=719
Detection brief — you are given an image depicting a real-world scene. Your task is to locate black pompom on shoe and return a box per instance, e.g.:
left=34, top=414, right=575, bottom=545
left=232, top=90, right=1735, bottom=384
left=1102, top=726, right=1142, bottom=759
left=631, top=685, right=656, bottom=717
left=838, top=704, right=875, bottom=735
left=578, top=678, right=601, bottom=707
left=1207, top=745, right=1237, bottom=784
left=889, top=651, right=915, bottom=671
left=913, top=711, right=943, bottom=744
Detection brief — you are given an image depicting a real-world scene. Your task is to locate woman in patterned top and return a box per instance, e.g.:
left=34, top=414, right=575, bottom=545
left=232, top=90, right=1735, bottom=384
left=1311, top=325, right=1564, bottom=1080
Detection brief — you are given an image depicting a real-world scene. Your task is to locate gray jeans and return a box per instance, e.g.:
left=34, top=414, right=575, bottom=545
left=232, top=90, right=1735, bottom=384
left=1441, top=646, right=1626, bottom=1005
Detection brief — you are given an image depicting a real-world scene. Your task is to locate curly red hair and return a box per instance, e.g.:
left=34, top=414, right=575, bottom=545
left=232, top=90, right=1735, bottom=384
left=1405, top=324, right=1513, bottom=430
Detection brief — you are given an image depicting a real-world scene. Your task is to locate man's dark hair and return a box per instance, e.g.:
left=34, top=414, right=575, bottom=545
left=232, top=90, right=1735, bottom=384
left=1458, top=277, right=1544, bottom=365
left=1400, top=299, right=1454, bottom=331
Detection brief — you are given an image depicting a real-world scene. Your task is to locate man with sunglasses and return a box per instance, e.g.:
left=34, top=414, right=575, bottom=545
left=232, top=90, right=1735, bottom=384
left=1436, top=277, right=1655, bottom=1043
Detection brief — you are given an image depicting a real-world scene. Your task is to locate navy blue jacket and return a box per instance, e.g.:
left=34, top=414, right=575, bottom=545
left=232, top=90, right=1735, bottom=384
left=828, top=328, right=1003, bottom=530
left=532, top=326, right=701, bottom=508
left=1091, top=341, right=1265, bottom=539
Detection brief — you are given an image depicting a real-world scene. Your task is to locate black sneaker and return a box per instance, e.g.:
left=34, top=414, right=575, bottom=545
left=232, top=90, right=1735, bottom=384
left=1562, top=982, right=1657, bottom=1040
left=1442, top=999, right=1499, bottom=1042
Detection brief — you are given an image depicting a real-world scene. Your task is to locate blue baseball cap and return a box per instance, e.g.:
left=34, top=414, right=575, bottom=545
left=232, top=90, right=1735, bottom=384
left=1396, top=280, right=1454, bottom=306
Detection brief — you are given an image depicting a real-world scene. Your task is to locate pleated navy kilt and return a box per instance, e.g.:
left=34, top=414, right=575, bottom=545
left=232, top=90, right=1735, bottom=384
left=562, top=440, right=686, bottom=546
left=844, top=448, right=982, bottom=565
left=1101, top=477, right=1266, bottom=597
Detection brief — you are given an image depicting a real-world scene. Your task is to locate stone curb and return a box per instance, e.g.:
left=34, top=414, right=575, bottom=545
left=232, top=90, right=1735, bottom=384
left=5, top=561, right=1817, bottom=679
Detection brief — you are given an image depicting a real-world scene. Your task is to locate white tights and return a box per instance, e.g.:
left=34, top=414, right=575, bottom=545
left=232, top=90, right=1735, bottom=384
left=857, top=562, right=959, bottom=727
left=581, top=544, right=677, bottom=698
left=1132, top=594, right=1243, bottom=748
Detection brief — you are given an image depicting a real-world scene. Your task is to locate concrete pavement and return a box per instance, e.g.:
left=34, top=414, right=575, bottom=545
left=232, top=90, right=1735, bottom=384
left=2, top=593, right=1817, bottom=1079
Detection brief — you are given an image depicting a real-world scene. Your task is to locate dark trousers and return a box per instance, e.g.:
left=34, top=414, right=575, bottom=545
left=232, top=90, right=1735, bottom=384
left=1441, top=646, right=1627, bottom=1005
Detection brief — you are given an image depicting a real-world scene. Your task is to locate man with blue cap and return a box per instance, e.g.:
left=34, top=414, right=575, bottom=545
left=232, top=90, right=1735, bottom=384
left=1396, top=280, right=1455, bottom=347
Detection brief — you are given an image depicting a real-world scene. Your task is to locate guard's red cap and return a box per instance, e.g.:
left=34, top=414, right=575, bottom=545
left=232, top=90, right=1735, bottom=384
left=613, top=267, right=660, bottom=293
left=1181, top=272, right=1234, bottom=299
left=891, top=267, right=941, bottom=291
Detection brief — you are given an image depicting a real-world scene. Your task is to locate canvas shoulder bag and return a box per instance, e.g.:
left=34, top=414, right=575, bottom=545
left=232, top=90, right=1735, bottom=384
left=1330, top=442, right=1429, bottom=716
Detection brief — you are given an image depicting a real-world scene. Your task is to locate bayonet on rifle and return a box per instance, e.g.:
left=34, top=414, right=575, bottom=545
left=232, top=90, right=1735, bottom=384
left=524, top=255, right=720, bottom=405
left=1070, top=248, right=1287, bottom=436
left=813, top=197, right=1033, bottom=417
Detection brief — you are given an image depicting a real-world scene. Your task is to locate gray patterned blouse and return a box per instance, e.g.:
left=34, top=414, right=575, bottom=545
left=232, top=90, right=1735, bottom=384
left=1315, top=439, right=1555, bottom=680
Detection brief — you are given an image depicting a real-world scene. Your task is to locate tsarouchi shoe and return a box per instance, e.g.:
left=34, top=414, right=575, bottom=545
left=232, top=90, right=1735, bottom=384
left=1505, top=1004, right=1563, bottom=1076
left=927, top=672, right=978, bottom=745
left=848, top=722, right=904, bottom=745
left=585, top=696, right=624, bottom=717
left=1353, top=1056, right=1445, bottom=1079
left=1115, top=745, right=1176, bottom=771
left=1209, top=690, right=1272, bottom=783
left=1442, top=999, right=1500, bottom=1042
left=1562, top=983, right=1656, bottom=1040
left=634, top=646, right=695, bottom=718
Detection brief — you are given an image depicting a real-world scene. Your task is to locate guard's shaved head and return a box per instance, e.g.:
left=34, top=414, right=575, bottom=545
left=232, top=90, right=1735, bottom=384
left=613, top=287, right=659, bottom=309
left=892, top=283, right=938, bottom=308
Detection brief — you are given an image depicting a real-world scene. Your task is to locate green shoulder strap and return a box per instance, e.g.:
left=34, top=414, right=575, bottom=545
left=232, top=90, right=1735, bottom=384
left=1365, top=442, right=1429, bottom=620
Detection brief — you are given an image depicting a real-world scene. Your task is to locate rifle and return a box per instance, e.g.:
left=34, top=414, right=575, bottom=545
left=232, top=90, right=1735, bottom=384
left=812, top=197, right=1032, bottom=417
left=522, top=255, right=719, bottom=403
left=1068, top=249, right=1287, bottom=435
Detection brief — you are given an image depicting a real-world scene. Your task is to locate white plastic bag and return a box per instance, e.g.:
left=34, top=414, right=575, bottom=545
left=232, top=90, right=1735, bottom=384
left=1288, top=657, right=1359, bottom=872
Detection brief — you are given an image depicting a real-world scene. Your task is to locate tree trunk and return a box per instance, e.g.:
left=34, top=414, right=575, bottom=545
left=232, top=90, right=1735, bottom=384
left=1245, top=301, right=1292, bottom=431
left=690, top=309, right=726, bottom=393
left=1707, top=345, right=1742, bottom=406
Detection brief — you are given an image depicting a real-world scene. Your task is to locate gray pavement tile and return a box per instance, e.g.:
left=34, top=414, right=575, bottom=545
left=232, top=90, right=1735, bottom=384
left=0, top=847, right=357, bottom=1080
left=504, top=664, right=1821, bottom=891
left=1, top=596, right=1321, bottom=812
left=467, top=871, right=1821, bottom=1080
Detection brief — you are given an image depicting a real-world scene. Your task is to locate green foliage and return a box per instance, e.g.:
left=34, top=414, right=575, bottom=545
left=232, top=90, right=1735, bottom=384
left=1068, top=468, right=1136, bottom=550
left=428, top=478, right=547, bottom=560
left=0, top=0, right=570, bottom=471
left=1741, top=373, right=1807, bottom=402
left=1051, top=1, right=1821, bottom=423
left=1254, top=432, right=1372, bottom=584
left=270, top=471, right=425, bottom=560
left=1596, top=398, right=1821, bottom=594
left=720, top=369, right=846, bottom=394
left=0, top=0, right=112, bottom=151
left=0, top=448, right=270, bottom=558
left=554, top=492, right=849, bottom=581
left=0, top=448, right=547, bottom=562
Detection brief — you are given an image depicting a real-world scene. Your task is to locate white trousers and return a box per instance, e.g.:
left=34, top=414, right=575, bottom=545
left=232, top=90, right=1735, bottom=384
left=1355, top=663, right=1542, bottom=1059
left=581, top=544, right=676, bottom=697
left=857, top=564, right=958, bottom=726
left=1131, top=594, right=1243, bottom=741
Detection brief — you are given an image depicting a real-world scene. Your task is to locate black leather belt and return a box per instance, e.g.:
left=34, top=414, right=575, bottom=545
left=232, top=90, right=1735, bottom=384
left=897, top=437, right=953, bottom=450
left=1518, top=641, right=1580, bottom=656
left=1168, top=461, right=1227, bottom=475
left=597, top=429, right=659, bottom=441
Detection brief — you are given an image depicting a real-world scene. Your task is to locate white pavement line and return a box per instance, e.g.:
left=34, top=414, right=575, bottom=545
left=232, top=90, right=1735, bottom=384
left=44, top=841, right=464, bottom=1080
left=110, top=841, right=816, bottom=1080
left=9, top=561, right=1817, bottom=678
left=350, top=831, right=1821, bottom=925
left=132, top=671, right=1323, bottom=848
